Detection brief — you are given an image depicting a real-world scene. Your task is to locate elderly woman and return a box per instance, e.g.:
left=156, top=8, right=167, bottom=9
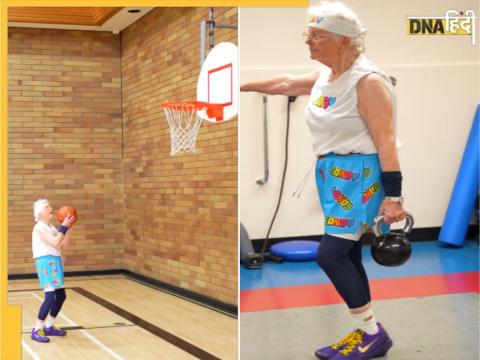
left=31, top=199, right=75, bottom=343
left=241, top=2, right=406, bottom=360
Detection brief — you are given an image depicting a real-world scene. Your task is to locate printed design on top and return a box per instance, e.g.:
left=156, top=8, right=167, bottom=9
left=362, top=182, right=380, bottom=204
left=331, top=187, right=354, bottom=210
left=313, top=95, right=336, bottom=109
left=325, top=216, right=356, bottom=228
left=363, top=167, right=371, bottom=178
left=330, top=166, right=360, bottom=181
left=310, top=15, right=324, bottom=24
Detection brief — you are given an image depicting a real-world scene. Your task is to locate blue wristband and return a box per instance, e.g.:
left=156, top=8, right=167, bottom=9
left=381, top=171, right=402, bottom=197
left=58, top=225, right=68, bottom=235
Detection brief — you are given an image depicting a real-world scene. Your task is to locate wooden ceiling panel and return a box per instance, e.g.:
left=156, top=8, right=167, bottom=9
left=8, top=7, right=122, bottom=26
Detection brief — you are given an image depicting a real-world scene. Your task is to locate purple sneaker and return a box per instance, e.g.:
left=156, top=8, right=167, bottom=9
left=315, top=329, right=363, bottom=359
left=44, top=326, right=67, bottom=336
left=330, top=323, right=393, bottom=360
left=31, top=328, right=49, bottom=343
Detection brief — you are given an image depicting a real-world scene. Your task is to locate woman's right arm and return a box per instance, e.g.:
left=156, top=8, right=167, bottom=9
left=240, top=70, right=320, bottom=96
left=35, top=215, right=74, bottom=249
left=36, top=227, right=65, bottom=249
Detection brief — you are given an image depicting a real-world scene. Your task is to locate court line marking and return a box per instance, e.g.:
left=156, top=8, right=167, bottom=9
left=8, top=295, right=36, bottom=299
left=21, top=340, right=40, bottom=360
left=10, top=274, right=237, bottom=317
left=22, top=324, right=70, bottom=330
left=73, top=287, right=223, bottom=360
left=125, top=276, right=237, bottom=319
left=8, top=275, right=124, bottom=287
left=21, top=324, right=136, bottom=334
left=30, top=292, right=125, bottom=360
left=78, top=328, right=125, bottom=360
left=9, top=287, right=73, bottom=293
left=12, top=284, right=225, bottom=360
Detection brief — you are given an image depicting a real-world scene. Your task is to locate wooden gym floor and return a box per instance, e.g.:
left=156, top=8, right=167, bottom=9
left=9, top=275, right=237, bottom=360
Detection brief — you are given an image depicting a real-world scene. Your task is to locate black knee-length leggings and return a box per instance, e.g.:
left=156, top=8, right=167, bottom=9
left=37, top=288, right=67, bottom=321
left=316, top=234, right=371, bottom=309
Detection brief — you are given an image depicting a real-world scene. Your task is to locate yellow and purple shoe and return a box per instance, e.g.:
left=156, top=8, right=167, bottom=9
left=330, top=323, right=393, bottom=360
left=44, top=326, right=67, bottom=336
left=31, top=328, right=50, bottom=343
left=315, top=329, right=363, bottom=359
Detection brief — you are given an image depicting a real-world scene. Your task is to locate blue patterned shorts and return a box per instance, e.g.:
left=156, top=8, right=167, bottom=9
left=315, top=153, right=389, bottom=235
left=35, top=255, right=64, bottom=290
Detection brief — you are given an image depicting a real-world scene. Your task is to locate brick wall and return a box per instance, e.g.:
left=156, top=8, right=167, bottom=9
left=8, top=7, right=238, bottom=306
left=121, top=7, right=238, bottom=305
left=7, top=28, right=124, bottom=273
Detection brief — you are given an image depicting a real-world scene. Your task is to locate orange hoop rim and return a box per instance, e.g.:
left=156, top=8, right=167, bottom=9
left=161, top=100, right=224, bottom=120
left=161, top=100, right=207, bottom=110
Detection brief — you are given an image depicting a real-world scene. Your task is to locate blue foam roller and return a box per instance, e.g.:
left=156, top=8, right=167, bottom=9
left=439, top=105, right=480, bottom=246
left=270, top=240, right=320, bottom=261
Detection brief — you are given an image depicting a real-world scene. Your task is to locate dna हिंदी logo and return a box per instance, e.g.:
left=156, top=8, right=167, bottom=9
left=406, top=9, right=477, bottom=45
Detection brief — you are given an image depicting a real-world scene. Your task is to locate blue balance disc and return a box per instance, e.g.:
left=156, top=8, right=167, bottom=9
left=270, top=240, right=320, bottom=262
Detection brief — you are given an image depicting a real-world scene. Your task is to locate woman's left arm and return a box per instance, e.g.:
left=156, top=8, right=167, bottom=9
left=357, top=73, right=406, bottom=224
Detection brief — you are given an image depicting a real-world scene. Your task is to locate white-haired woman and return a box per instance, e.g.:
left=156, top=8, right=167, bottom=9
left=241, top=2, right=405, bottom=359
left=31, top=199, right=75, bottom=343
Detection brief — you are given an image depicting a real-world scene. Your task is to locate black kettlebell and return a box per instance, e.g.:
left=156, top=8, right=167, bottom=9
left=371, top=213, right=414, bottom=267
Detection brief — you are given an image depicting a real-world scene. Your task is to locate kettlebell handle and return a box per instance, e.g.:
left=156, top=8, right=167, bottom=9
left=373, top=212, right=414, bottom=237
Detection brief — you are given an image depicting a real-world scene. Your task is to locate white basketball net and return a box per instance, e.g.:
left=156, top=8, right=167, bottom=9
left=162, top=102, right=204, bottom=156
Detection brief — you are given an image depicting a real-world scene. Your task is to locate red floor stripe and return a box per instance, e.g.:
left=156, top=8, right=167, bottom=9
left=240, top=272, right=479, bottom=313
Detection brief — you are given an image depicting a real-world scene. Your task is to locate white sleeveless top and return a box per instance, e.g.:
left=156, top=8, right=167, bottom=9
left=32, top=221, right=61, bottom=258
left=305, top=55, right=397, bottom=156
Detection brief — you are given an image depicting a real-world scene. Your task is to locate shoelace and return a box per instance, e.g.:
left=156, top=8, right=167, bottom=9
left=339, top=330, right=365, bottom=355
left=37, top=329, right=46, bottom=337
left=329, top=329, right=362, bottom=350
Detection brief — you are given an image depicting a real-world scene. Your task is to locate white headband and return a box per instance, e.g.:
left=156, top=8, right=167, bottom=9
left=33, top=199, right=49, bottom=222
left=309, top=15, right=366, bottom=37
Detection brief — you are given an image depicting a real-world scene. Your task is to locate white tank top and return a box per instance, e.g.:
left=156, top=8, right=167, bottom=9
left=305, top=55, right=397, bottom=156
left=32, top=221, right=61, bottom=258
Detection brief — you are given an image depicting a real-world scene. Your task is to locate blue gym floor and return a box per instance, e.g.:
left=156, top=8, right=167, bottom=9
left=240, top=240, right=480, bottom=360
left=241, top=240, right=479, bottom=290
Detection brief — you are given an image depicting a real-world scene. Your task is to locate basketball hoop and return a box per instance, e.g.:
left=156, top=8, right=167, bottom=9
left=161, top=101, right=223, bottom=155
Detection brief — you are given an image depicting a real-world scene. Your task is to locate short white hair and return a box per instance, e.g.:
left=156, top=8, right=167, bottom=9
left=308, top=1, right=366, bottom=53
left=33, top=199, right=49, bottom=222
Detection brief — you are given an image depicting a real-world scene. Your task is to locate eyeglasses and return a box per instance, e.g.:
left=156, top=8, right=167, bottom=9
left=302, top=32, right=327, bottom=41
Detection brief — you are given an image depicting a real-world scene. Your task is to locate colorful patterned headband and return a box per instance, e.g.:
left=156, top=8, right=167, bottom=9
left=309, top=15, right=366, bottom=37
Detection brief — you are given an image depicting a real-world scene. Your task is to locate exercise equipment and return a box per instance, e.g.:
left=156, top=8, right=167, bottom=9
left=259, top=96, right=297, bottom=263
left=270, top=240, right=320, bottom=261
left=240, top=223, right=262, bottom=269
left=256, top=95, right=269, bottom=185
left=438, top=105, right=479, bottom=246
left=372, top=213, right=414, bottom=266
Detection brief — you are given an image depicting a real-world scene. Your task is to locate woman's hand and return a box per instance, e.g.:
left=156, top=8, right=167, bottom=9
left=379, top=200, right=406, bottom=224
left=62, top=214, right=76, bottom=227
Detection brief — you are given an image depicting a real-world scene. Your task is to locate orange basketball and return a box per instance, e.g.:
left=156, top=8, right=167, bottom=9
left=57, top=206, right=78, bottom=226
